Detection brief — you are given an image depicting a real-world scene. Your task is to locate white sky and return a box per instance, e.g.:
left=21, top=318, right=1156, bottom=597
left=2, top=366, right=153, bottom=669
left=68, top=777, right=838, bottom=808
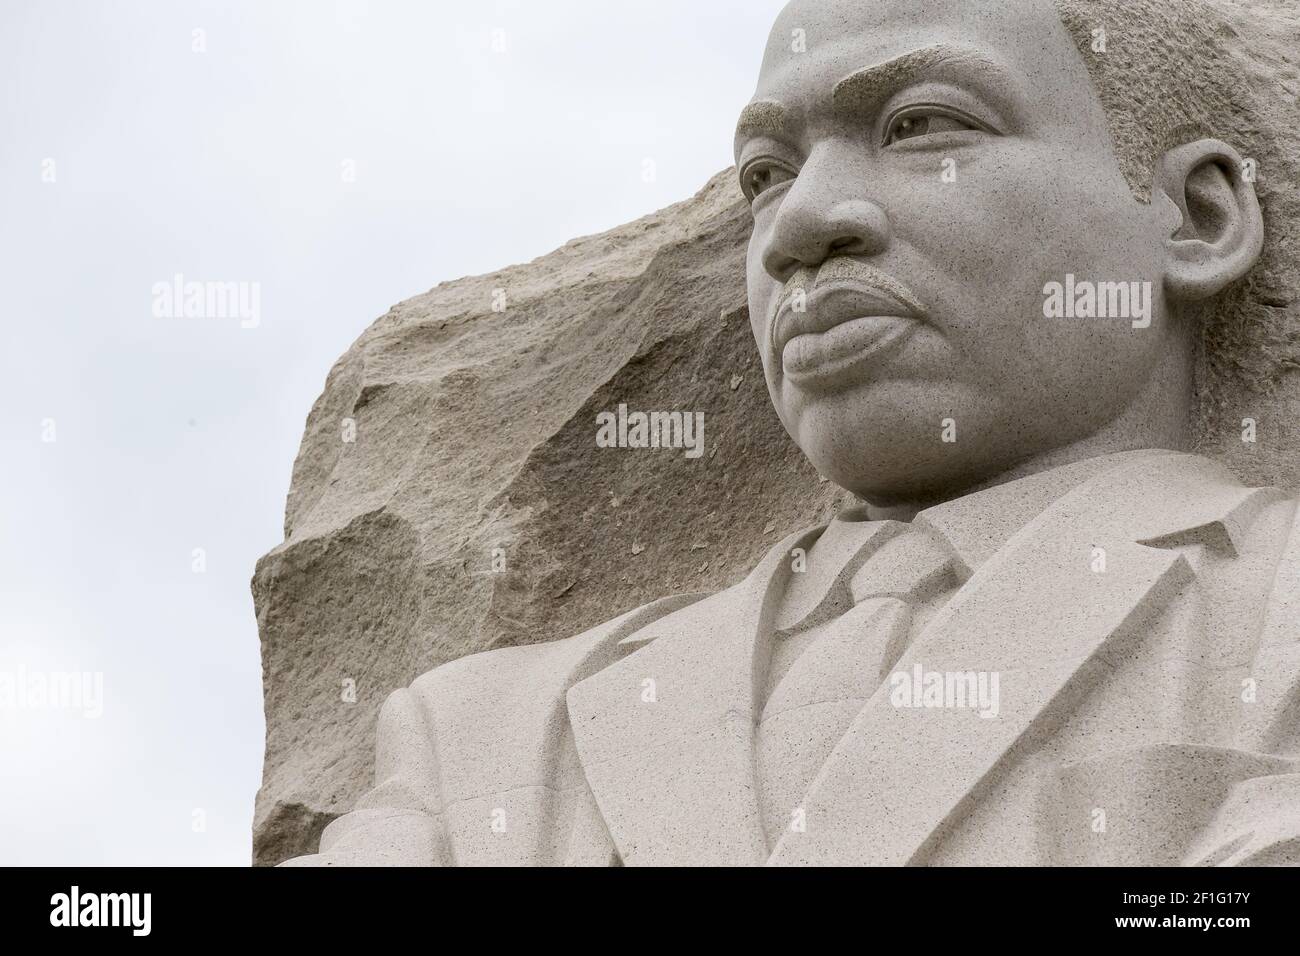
left=0, top=0, right=785, bottom=865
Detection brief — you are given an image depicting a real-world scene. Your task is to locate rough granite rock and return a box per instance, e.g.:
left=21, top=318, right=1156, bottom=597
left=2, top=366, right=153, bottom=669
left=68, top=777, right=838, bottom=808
left=252, top=168, right=1300, bottom=866
left=251, top=170, right=849, bottom=865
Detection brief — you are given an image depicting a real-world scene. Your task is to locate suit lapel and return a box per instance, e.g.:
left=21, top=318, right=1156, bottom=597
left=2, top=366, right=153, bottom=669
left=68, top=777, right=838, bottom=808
left=566, top=527, right=821, bottom=866
left=769, top=452, right=1254, bottom=866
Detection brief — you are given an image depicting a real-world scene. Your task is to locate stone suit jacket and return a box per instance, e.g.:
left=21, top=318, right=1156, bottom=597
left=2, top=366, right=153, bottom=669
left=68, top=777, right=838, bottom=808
left=285, top=451, right=1300, bottom=866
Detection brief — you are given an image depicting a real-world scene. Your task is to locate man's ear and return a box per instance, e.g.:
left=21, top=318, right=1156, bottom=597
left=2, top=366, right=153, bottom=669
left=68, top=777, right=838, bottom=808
left=1155, top=138, right=1264, bottom=302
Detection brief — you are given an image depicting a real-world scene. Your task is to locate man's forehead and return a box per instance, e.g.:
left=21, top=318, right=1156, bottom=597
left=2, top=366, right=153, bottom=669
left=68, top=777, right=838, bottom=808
left=764, top=0, right=1060, bottom=50
left=740, top=0, right=1086, bottom=139
left=753, top=0, right=1064, bottom=98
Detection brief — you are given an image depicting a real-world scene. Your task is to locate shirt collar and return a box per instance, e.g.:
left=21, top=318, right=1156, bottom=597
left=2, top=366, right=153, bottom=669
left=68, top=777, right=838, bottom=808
left=834, top=449, right=1172, bottom=577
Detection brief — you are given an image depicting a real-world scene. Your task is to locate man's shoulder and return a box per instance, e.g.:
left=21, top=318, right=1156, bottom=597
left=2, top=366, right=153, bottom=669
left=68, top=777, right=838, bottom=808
left=1066, top=450, right=1297, bottom=550
left=1157, top=453, right=1299, bottom=555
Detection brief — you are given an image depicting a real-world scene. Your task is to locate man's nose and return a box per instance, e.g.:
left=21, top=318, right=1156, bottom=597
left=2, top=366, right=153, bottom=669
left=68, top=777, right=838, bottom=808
left=761, top=176, right=892, bottom=283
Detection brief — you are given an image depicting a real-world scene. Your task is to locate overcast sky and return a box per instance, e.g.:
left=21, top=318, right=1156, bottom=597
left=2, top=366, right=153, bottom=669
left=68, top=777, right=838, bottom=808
left=0, top=0, right=785, bottom=865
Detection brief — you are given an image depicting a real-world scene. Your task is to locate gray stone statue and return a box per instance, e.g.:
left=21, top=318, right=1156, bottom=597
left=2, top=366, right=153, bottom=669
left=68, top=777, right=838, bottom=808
left=284, top=0, right=1300, bottom=865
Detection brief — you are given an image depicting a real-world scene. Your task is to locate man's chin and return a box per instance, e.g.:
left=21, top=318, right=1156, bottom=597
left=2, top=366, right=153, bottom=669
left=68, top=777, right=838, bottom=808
left=777, top=382, right=1014, bottom=495
left=816, top=463, right=952, bottom=508
left=794, top=433, right=1006, bottom=509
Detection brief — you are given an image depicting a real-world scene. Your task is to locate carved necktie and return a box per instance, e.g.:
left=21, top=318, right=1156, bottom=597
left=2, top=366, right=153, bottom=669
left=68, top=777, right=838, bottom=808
left=756, top=521, right=964, bottom=846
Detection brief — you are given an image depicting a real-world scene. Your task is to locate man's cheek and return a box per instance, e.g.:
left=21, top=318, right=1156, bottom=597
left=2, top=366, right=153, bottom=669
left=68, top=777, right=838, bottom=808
left=745, top=257, right=777, bottom=339
left=907, top=177, right=1053, bottom=294
left=744, top=236, right=762, bottom=294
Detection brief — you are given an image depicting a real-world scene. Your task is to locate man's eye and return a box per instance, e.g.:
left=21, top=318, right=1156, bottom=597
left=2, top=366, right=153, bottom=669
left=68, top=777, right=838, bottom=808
left=883, top=108, right=983, bottom=146
left=741, top=162, right=795, bottom=202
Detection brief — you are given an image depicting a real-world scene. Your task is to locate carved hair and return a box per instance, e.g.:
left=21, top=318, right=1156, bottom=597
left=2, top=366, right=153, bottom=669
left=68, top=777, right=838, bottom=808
left=1054, top=0, right=1300, bottom=446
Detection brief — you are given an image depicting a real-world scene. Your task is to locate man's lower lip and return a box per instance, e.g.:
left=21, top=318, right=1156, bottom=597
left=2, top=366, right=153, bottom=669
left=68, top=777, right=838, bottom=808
left=780, top=315, right=916, bottom=387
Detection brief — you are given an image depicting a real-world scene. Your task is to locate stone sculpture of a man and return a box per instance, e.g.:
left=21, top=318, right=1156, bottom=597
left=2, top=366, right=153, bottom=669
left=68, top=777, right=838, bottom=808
left=287, top=0, right=1300, bottom=866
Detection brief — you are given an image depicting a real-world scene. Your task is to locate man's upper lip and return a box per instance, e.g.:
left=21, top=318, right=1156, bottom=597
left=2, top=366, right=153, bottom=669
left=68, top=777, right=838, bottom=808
left=774, top=281, right=921, bottom=352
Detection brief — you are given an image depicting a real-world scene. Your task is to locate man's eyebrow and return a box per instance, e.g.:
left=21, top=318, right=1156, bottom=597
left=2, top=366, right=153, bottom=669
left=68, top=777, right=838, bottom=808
left=832, top=44, right=1014, bottom=117
left=735, top=99, right=794, bottom=143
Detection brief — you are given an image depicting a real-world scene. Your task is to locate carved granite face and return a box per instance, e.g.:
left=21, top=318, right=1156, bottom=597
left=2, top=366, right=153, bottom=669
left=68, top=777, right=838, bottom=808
left=736, top=0, right=1179, bottom=505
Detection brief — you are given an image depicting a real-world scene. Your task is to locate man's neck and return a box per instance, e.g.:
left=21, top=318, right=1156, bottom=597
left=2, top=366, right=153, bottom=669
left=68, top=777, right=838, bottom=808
left=862, top=352, right=1196, bottom=521
left=862, top=438, right=1186, bottom=523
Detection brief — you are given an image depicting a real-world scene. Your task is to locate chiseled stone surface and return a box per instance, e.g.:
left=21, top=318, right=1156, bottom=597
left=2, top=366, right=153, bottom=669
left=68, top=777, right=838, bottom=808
left=259, top=0, right=1300, bottom=867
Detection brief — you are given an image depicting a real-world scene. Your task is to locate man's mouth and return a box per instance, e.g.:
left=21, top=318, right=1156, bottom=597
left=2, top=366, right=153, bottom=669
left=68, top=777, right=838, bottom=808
left=771, top=259, right=926, bottom=389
